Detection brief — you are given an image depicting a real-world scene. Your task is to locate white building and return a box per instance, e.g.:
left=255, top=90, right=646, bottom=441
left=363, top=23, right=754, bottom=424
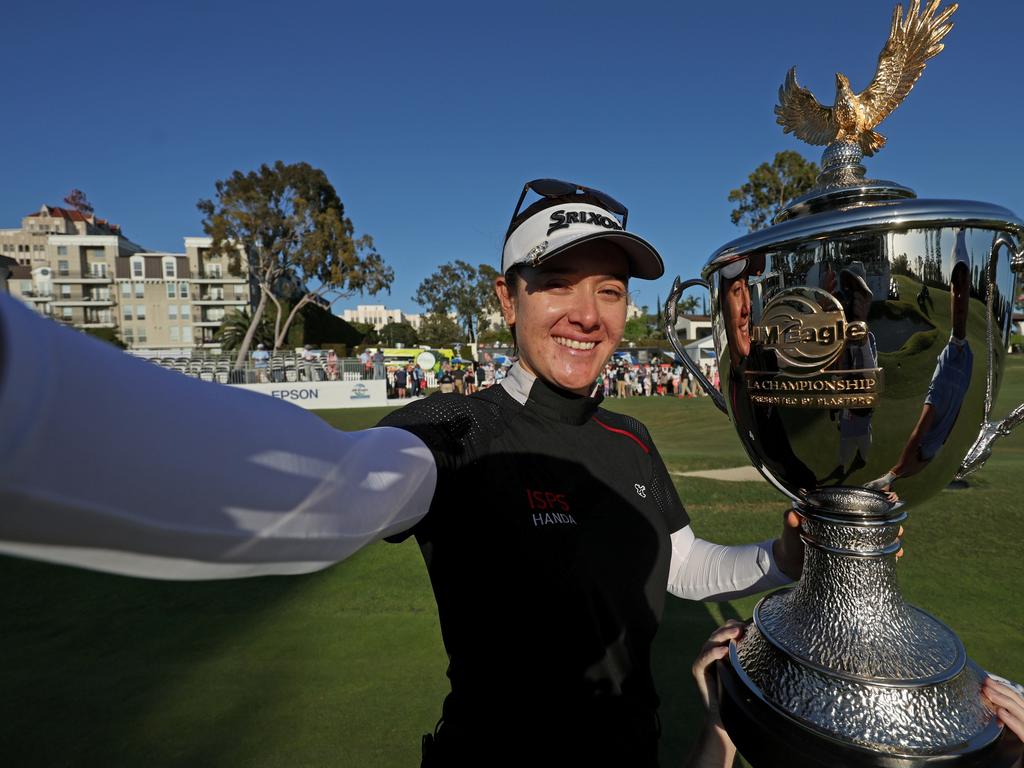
left=339, top=304, right=405, bottom=330
left=338, top=304, right=468, bottom=333
left=674, top=313, right=712, bottom=341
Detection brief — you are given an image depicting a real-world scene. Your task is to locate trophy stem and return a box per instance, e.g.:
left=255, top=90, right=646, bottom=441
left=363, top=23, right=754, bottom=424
left=719, top=487, right=1018, bottom=767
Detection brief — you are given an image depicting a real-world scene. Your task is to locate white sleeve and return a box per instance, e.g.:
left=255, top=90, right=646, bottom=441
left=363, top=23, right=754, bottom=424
left=666, top=525, right=792, bottom=601
left=0, top=295, right=436, bottom=580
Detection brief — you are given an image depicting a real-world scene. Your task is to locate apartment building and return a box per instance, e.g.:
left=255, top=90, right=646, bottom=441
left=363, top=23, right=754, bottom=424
left=0, top=204, right=127, bottom=267
left=3, top=205, right=249, bottom=353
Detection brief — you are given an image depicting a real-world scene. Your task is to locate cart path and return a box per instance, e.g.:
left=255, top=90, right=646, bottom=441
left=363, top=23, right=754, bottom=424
left=672, top=466, right=765, bottom=482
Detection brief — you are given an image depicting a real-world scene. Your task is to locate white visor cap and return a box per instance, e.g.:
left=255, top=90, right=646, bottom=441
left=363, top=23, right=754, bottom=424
left=502, top=202, right=664, bottom=280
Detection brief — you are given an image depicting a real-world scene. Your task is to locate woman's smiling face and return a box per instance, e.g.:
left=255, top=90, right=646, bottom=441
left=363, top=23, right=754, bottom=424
left=496, top=241, right=629, bottom=395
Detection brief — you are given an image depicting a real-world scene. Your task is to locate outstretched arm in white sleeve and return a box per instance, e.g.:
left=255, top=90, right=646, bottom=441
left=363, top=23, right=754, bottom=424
left=0, top=295, right=436, bottom=580
left=667, top=506, right=805, bottom=601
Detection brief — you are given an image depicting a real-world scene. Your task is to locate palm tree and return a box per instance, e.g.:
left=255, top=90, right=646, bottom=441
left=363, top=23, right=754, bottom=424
left=215, top=307, right=274, bottom=352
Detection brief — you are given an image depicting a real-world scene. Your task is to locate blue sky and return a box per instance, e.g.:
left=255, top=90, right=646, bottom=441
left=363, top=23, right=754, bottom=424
left=3, top=0, right=1022, bottom=316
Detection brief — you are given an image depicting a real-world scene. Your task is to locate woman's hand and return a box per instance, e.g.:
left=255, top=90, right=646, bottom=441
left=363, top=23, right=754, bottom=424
left=693, top=620, right=744, bottom=718
left=773, top=509, right=905, bottom=580
left=685, top=620, right=744, bottom=768
left=982, top=675, right=1024, bottom=768
left=772, top=509, right=804, bottom=580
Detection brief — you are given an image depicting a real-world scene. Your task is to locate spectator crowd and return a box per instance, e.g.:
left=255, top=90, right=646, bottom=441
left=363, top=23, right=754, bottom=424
left=598, top=359, right=719, bottom=398
left=249, top=345, right=720, bottom=401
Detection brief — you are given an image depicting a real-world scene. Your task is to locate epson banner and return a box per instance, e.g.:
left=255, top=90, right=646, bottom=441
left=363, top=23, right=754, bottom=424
left=230, top=380, right=388, bottom=409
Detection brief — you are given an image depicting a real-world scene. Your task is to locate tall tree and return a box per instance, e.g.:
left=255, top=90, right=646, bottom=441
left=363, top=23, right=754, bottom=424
left=349, top=321, right=380, bottom=346
left=413, top=261, right=500, bottom=343
left=215, top=307, right=274, bottom=352
left=622, top=316, right=649, bottom=343
left=378, top=321, right=419, bottom=347
left=63, top=189, right=94, bottom=216
left=197, top=161, right=394, bottom=367
left=417, top=312, right=463, bottom=347
left=728, top=151, right=819, bottom=232
left=676, top=295, right=701, bottom=314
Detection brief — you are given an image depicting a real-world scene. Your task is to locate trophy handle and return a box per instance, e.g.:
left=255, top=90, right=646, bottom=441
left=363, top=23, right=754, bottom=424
left=956, top=235, right=1024, bottom=480
left=665, top=276, right=728, bottom=415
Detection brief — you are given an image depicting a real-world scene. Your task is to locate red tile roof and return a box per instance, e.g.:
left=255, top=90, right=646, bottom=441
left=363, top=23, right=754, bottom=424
left=27, top=205, right=91, bottom=222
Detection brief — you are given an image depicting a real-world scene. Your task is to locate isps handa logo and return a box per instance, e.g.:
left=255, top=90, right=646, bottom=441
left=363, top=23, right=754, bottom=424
left=752, top=288, right=867, bottom=376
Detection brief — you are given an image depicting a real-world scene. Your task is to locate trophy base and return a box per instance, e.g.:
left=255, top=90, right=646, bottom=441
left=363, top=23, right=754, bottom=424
left=719, top=654, right=1019, bottom=768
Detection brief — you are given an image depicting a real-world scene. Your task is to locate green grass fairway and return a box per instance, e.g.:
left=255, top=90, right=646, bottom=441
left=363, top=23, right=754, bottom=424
left=3, top=361, right=1022, bottom=766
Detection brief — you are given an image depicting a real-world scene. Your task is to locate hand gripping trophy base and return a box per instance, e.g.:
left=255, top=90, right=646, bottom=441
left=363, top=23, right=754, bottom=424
left=717, top=488, right=1019, bottom=767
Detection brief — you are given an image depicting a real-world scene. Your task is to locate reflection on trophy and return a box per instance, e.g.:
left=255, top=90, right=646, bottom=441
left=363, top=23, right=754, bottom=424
left=667, top=2, right=1024, bottom=765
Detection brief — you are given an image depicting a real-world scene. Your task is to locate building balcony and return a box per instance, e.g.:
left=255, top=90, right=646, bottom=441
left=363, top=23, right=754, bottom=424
left=193, top=297, right=246, bottom=305
left=80, top=321, right=117, bottom=329
left=191, top=275, right=246, bottom=284
left=194, top=320, right=224, bottom=327
left=52, top=275, right=113, bottom=284
left=22, top=292, right=53, bottom=302
left=53, top=298, right=115, bottom=307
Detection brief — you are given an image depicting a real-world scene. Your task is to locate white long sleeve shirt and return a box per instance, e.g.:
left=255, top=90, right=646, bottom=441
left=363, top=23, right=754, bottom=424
left=0, top=294, right=789, bottom=598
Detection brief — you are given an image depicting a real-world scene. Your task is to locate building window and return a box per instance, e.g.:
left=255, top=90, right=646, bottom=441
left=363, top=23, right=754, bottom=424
left=121, top=282, right=131, bottom=297
left=19, top=280, right=32, bottom=293
left=167, top=283, right=176, bottom=298
left=134, top=282, right=144, bottom=299
left=131, top=257, right=144, bottom=278
left=57, top=246, right=68, bottom=256
left=123, top=305, right=132, bottom=320
left=178, top=281, right=188, bottom=298
left=168, top=304, right=178, bottom=320
left=90, top=263, right=107, bottom=278
left=170, top=326, right=180, bottom=342
left=138, top=329, right=147, bottom=344
left=163, top=257, right=177, bottom=279
left=181, top=305, right=191, bottom=322
left=136, top=304, right=146, bottom=321
left=123, top=328, right=134, bottom=344
left=61, top=285, right=72, bottom=299
left=58, top=260, right=69, bottom=276
left=62, top=307, right=73, bottom=320
left=182, top=326, right=192, bottom=344
left=233, top=285, right=244, bottom=300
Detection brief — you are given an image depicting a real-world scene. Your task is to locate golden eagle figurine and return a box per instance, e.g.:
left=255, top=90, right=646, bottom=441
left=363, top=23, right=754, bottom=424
left=775, top=0, right=957, bottom=156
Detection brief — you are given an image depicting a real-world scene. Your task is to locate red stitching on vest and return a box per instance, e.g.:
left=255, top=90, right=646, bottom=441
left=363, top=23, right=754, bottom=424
left=591, top=417, right=650, bottom=454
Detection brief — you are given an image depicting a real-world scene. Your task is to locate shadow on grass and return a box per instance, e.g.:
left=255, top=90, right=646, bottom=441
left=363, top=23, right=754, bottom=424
left=0, top=555, right=307, bottom=766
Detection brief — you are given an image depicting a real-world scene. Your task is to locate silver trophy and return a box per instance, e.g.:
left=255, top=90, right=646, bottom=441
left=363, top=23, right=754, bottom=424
left=666, top=2, right=1024, bottom=765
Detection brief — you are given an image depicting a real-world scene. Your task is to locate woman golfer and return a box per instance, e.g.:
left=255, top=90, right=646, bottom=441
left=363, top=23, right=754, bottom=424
left=0, top=179, right=803, bottom=766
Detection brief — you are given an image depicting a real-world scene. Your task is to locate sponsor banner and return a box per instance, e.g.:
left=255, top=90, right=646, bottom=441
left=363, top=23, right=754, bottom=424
left=230, top=379, right=388, bottom=409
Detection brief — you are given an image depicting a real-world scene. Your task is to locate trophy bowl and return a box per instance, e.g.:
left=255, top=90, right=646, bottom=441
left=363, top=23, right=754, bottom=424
left=666, top=197, right=1024, bottom=766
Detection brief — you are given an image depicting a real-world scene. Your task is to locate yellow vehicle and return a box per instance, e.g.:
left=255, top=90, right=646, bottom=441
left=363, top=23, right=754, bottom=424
left=377, top=347, right=455, bottom=372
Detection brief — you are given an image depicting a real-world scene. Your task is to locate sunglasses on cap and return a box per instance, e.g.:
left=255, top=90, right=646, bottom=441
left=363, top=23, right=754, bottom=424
left=509, top=178, right=629, bottom=231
